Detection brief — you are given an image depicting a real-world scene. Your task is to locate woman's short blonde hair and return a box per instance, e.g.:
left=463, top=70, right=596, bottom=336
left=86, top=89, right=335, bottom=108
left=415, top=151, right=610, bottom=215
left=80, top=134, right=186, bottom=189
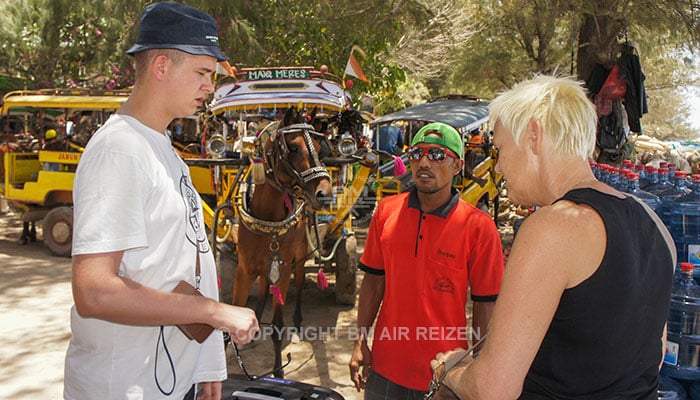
left=488, top=75, right=597, bottom=161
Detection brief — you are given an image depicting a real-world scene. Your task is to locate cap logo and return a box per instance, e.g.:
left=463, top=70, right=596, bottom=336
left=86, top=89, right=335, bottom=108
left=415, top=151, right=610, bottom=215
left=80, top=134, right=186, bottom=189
left=205, top=35, right=219, bottom=44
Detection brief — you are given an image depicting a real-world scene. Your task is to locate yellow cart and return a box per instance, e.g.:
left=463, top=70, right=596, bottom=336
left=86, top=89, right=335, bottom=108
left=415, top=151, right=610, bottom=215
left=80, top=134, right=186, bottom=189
left=1, top=89, right=129, bottom=256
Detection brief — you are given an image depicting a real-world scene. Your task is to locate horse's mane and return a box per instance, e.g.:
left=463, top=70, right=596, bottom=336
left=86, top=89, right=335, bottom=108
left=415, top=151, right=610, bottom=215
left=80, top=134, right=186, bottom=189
left=337, top=109, right=364, bottom=139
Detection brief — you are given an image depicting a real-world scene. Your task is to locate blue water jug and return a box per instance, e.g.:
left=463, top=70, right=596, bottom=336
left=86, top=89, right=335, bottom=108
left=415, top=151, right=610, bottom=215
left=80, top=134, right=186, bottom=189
left=663, top=262, right=700, bottom=380
left=619, top=170, right=630, bottom=192
left=599, top=164, right=610, bottom=184
left=644, top=166, right=659, bottom=190
left=647, top=167, right=674, bottom=196
left=669, top=163, right=677, bottom=179
left=636, top=163, right=648, bottom=187
left=670, top=174, right=700, bottom=270
left=628, top=172, right=661, bottom=212
left=609, top=166, right=621, bottom=190
left=589, top=160, right=601, bottom=180
left=658, top=171, right=691, bottom=230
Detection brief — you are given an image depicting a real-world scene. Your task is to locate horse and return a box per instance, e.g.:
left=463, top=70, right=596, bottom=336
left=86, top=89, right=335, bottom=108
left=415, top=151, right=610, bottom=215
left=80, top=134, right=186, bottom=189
left=233, top=107, right=333, bottom=377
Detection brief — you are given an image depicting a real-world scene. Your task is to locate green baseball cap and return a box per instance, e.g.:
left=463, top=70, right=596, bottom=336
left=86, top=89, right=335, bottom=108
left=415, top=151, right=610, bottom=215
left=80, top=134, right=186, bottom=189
left=411, top=122, right=463, bottom=159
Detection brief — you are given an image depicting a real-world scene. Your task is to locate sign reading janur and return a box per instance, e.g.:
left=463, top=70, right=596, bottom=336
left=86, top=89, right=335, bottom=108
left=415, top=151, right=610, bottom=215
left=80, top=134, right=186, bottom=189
left=246, top=69, right=311, bottom=81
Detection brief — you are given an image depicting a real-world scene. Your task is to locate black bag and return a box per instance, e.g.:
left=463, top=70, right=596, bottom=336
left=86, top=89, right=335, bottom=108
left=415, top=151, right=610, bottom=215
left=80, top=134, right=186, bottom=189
left=222, top=374, right=345, bottom=400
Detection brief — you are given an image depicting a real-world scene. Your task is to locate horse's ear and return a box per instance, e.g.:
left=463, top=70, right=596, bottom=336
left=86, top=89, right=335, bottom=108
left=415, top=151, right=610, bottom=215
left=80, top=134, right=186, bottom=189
left=282, top=106, right=297, bottom=127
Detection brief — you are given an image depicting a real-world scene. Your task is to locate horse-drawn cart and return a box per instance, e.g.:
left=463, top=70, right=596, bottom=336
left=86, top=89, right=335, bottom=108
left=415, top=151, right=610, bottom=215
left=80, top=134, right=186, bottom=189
left=187, top=66, right=378, bottom=308
left=0, top=89, right=129, bottom=256
left=184, top=65, right=382, bottom=376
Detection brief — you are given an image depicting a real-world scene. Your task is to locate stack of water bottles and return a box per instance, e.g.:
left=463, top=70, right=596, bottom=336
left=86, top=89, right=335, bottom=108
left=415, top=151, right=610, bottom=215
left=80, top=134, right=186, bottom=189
left=591, top=161, right=700, bottom=399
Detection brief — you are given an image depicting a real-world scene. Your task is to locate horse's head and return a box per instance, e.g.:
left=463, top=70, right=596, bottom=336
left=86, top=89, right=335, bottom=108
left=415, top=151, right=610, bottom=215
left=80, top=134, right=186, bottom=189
left=259, top=108, right=333, bottom=210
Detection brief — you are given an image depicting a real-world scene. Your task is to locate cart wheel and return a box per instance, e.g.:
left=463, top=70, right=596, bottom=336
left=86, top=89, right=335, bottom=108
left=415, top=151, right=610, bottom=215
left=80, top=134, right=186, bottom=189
left=43, top=206, right=73, bottom=257
left=335, top=235, right=357, bottom=305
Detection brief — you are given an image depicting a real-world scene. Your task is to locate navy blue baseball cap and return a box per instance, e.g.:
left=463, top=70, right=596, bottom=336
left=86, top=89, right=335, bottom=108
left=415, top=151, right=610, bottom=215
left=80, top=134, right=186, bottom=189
left=126, top=2, right=228, bottom=62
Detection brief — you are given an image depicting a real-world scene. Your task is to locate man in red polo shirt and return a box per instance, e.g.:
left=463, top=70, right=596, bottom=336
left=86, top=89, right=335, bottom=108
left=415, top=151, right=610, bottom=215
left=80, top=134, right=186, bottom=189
left=349, top=122, right=504, bottom=399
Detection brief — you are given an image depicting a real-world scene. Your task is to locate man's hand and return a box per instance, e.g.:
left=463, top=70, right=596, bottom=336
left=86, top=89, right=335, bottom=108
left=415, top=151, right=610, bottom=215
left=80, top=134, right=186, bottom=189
left=349, top=339, right=372, bottom=391
left=214, top=304, right=259, bottom=344
left=196, top=381, right=222, bottom=400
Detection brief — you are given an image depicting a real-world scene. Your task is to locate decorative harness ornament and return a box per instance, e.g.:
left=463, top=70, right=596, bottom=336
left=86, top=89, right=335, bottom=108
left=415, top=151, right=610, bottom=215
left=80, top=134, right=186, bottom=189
left=237, top=198, right=305, bottom=236
left=235, top=122, right=330, bottom=237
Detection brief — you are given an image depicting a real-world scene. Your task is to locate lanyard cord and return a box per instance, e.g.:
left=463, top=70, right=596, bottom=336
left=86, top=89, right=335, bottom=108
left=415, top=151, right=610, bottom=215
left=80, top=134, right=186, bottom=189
left=154, top=247, right=202, bottom=395
left=155, top=325, right=176, bottom=396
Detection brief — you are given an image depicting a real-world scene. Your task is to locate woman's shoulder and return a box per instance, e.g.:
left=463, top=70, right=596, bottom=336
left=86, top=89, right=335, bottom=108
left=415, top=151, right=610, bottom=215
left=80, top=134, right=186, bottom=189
left=523, top=199, right=604, bottom=243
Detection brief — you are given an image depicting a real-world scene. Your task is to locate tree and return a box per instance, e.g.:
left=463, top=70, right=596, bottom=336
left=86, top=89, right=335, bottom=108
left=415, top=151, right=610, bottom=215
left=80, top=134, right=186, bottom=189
left=445, top=0, right=576, bottom=98
left=0, top=0, right=144, bottom=90
left=1, top=0, right=698, bottom=140
left=444, top=0, right=700, bottom=140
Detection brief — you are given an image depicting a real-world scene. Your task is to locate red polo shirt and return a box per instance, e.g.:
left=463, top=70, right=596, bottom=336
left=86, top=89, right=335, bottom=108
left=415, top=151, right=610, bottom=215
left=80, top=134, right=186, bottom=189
left=359, top=188, right=504, bottom=390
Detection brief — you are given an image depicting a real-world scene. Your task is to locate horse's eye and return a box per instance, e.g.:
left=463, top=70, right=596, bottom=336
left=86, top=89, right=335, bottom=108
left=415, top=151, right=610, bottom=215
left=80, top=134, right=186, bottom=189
left=288, top=144, right=299, bottom=154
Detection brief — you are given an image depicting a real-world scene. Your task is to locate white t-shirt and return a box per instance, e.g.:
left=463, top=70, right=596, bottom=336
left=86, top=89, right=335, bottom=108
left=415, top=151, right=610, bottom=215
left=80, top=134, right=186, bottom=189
left=64, top=114, right=226, bottom=400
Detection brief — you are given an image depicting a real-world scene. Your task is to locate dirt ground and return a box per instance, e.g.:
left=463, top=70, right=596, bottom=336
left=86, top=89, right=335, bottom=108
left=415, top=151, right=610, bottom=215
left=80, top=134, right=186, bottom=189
left=0, top=203, right=514, bottom=400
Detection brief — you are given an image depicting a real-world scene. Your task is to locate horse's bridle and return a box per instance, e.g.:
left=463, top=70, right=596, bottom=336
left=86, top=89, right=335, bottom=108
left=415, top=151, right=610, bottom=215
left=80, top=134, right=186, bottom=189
left=237, top=123, right=331, bottom=237
left=261, top=123, right=331, bottom=202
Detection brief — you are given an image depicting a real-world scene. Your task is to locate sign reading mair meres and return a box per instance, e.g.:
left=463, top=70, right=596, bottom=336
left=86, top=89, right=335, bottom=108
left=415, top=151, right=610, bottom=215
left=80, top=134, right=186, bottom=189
left=246, top=69, right=311, bottom=80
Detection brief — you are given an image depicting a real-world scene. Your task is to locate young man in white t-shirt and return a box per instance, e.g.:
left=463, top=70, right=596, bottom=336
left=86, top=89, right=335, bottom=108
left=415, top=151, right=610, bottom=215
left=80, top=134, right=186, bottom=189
left=63, top=3, right=258, bottom=399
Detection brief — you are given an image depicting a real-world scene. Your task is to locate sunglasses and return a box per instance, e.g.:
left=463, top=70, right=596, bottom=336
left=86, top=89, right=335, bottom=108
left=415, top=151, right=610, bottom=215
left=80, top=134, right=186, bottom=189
left=406, top=146, right=458, bottom=162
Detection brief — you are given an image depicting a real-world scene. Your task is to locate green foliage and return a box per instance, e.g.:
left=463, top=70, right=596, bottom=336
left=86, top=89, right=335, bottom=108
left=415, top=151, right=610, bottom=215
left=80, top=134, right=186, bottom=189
left=0, top=0, right=698, bottom=139
left=0, top=0, right=143, bottom=90
left=444, top=0, right=700, bottom=139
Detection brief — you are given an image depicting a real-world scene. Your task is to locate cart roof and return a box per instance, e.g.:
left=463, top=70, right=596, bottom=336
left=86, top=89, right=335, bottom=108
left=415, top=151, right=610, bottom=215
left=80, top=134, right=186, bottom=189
left=370, top=95, right=490, bottom=133
left=1, top=90, right=129, bottom=114
left=210, top=67, right=349, bottom=117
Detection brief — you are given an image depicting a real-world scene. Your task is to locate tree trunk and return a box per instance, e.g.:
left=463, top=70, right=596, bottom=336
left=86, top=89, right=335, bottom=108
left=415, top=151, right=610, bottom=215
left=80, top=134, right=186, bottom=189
left=576, top=11, right=626, bottom=82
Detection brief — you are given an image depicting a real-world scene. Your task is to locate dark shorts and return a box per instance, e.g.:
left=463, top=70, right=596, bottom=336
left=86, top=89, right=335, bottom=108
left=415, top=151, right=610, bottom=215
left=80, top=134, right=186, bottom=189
left=365, top=370, right=427, bottom=400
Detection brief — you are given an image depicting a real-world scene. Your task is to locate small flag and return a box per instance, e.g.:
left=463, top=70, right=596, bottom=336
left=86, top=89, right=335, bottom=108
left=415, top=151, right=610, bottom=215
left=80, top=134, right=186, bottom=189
left=216, top=61, right=235, bottom=78
left=344, top=45, right=368, bottom=83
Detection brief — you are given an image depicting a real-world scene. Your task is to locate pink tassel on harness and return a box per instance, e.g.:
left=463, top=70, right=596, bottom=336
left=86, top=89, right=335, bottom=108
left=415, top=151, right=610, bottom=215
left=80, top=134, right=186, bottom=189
left=394, top=156, right=407, bottom=176
left=317, top=267, right=329, bottom=290
left=270, top=284, right=285, bottom=306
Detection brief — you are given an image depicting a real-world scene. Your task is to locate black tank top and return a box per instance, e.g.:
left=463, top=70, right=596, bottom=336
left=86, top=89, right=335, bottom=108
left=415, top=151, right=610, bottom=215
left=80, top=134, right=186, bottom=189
left=520, top=188, right=674, bottom=399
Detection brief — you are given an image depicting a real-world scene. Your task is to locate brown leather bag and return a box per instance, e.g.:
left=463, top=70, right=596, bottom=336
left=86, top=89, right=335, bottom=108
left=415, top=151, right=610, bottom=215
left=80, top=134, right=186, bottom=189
left=173, top=248, right=214, bottom=343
